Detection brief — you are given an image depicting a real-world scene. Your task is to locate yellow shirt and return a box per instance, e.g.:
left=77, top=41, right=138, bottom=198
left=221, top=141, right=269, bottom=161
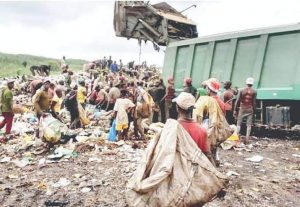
left=33, top=89, right=50, bottom=115
left=52, top=95, right=62, bottom=113
left=77, top=86, right=86, bottom=104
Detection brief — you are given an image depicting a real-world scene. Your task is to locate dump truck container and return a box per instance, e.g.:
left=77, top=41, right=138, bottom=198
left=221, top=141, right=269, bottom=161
left=163, top=23, right=300, bottom=125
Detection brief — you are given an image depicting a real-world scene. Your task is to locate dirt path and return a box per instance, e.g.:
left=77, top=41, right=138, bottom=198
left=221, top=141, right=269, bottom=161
left=206, top=138, right=300, bottom=207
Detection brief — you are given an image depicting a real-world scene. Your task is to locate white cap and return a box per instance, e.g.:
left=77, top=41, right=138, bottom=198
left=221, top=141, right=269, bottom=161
left=70, top=82, right=77, bottom=89
left=7, top=79, right=15, bottom=84
left=172, top=92, right=195, bottom=110
left=43, top=78, right=51, bottom=84
left=246, top=77, right=254, bottom=85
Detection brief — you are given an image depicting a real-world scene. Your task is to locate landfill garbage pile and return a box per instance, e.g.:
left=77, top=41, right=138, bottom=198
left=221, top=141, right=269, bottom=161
left=0, top=74, right=299, bottom=206
left=0, top=118, right=299, bottom=207
left=0, top=96, right=162, bottom=206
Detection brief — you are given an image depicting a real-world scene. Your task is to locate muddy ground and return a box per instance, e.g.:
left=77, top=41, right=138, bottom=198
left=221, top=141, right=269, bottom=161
left=0, top=137, right=299, bottom=207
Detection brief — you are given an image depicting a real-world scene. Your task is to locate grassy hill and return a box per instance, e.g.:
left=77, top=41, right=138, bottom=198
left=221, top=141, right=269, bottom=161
left=0, top=52, right=87, bottom=77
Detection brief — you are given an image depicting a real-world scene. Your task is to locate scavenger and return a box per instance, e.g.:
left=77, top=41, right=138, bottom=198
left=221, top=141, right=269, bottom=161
left=234, top=77, right=257, bottom=144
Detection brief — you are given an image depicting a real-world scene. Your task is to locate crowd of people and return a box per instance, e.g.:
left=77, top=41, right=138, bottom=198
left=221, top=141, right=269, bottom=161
left=0, top=55, right=257, bottom=166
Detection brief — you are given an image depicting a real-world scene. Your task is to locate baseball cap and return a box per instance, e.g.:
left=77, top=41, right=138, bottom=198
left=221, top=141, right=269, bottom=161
left=246, top=77, right=254, bottom=85
left=172, top=92, right=195, bottom=110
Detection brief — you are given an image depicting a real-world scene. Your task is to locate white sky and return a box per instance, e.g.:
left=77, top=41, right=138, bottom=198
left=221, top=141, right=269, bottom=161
left=0, top=0, right=300, bottom=66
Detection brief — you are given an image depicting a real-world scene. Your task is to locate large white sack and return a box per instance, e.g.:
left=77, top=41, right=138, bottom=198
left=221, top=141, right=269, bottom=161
left=126, top=119, right=228, bottom=207
left=40, top=114, right=67, bottom=144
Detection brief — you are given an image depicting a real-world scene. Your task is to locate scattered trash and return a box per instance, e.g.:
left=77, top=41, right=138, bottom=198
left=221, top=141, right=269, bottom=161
left=12, top=157, right=33, bottom=168
left=221, top=141, right=237, bottom=150
left=37, top=180, right=48, bottom=190
left=292, top=154, right=300, bottom=158
left=0, top=157, right=11, bottom=163
left=48, top=146, right=74, bottom=159
left=251, top=187, right=260, bottom=192
left=245, top=155, right=264, bottom=163
left=81, top=187, right=91, bottom=193
left=44, top=200, right=70, bottom=207
left=88, top=157, right=102, bottom=162
left=52, top=178, right=71, bottom=188
left=226, top=171, right=240, bottom=177
left=38, top=158, right=46, bottom=165
left=116, top=140, right=125, bottom=146
left=7, top=174, right=19, bottom=179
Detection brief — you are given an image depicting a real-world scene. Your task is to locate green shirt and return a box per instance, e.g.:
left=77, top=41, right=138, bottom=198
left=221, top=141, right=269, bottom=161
left=198, top=88, right=208, bottom=97
left=1, top=88, right=13, bottom=112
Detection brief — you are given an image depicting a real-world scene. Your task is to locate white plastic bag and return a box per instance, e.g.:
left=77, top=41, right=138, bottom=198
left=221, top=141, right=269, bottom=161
left=40, top=114, right=67, bottom=144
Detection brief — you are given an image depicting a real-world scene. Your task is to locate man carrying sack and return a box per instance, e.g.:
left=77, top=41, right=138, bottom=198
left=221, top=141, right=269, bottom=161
left=126, top=92, right=228, bottom=207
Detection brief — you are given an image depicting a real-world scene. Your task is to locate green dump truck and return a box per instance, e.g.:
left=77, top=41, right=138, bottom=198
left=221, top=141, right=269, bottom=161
left=163, top=24, right=300, bottom=126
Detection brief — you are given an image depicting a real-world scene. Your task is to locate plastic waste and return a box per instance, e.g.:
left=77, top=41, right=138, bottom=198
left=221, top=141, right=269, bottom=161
left=52, top=178, right=71, bottom=188
left=108, top=119, right=117, bottom=142
left=245, top=155, right=264, bottom=162
left=12, top=157, right=33, bottom=168
left=13, top=104, right=29, bottom=114
left=93, top=128, right=102, bottom=137
left=81, top=187, right=91, bottom=193
left=93, top=111, right=102, bottom=120
left=48, top=146, right=74, bottom=159
left=78, top=103, right=90, bottom=126
left=0, top=157, right=11, bottom=163
left=226, top=171, right=240, bottom=177
left=40, top=114, right=67, bottom=144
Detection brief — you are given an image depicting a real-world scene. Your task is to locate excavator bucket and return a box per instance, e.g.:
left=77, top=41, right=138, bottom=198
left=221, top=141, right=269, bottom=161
left=113, top=1, right=198, bottom=47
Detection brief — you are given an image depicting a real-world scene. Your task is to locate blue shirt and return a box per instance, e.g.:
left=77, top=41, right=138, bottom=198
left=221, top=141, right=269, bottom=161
left=111, top=63, right=118, bottom=72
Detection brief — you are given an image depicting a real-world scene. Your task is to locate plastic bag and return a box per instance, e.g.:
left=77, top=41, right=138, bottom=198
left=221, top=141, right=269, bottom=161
left=108, top=120, right=117, bottom=142
left=78, top=103, right=90, bottom=126
left=13, top=104, right=29, bottom=114
left=40, top=114, right=66, bottom=144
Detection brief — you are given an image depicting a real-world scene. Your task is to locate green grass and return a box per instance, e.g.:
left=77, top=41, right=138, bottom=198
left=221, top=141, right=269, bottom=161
left=0, top=52, right=88, bottom=77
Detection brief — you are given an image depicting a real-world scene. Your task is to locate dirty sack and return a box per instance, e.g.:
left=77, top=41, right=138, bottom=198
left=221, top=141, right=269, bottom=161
left=221, top=124, right=240, bottom=150
left=136, top=101, right=151, bottom=118
left=193, top=96, right=233, bottom=150
left=40, top=114, right=67, bottom=144
left=78, top=103, right=90, bottom=126
left=126, top=119, right=227, bottom=207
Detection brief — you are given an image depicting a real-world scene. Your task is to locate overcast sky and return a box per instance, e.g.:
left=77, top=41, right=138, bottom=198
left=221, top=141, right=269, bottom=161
left=0, top=0, right=300, bottom=66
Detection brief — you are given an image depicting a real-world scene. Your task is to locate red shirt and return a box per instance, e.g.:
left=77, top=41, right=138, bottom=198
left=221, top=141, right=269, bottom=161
left=212, top=95, right=226, bottom=114
left=223, top=89, right=235, bottom=110
left=165, top=85, right=175, bottom=101
left=179, top=119, right=208, bottom=153
left=90, top=90, right=102, bottom=104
